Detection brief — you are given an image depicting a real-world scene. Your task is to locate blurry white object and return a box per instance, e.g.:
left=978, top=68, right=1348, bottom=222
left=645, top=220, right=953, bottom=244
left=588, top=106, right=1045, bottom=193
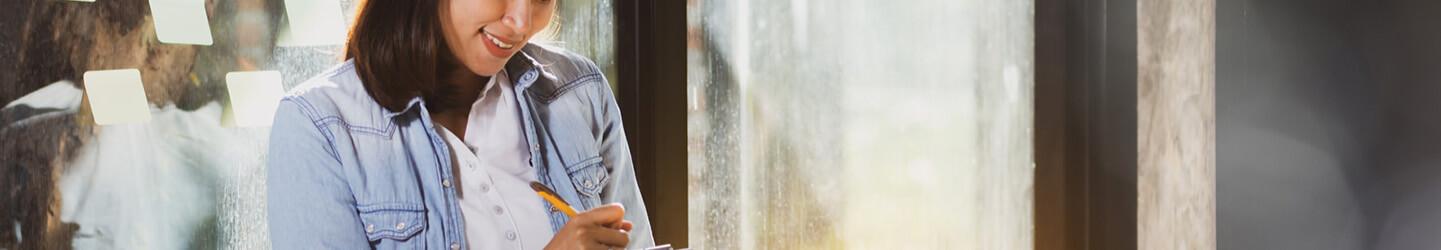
left=83, top=69, right=152, bottom=125
left=277, top=0, right=346, bottom=47
left=60, top=102, right=272, bottom=249
left=223, top=71, right=285, bottom=127
left=3, top=81, right=83, bottom=110
left=148, top=0, right=214, bottom=45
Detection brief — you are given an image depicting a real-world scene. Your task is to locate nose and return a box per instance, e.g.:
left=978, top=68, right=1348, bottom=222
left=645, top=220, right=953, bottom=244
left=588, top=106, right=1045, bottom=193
left=501, top=0, right=532, bottom=34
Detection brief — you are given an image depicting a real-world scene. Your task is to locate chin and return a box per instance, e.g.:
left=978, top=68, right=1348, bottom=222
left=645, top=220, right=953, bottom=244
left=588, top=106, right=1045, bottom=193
left=463, top=63, right=505, bottom=77
left=463, top=56, right=509, bottom=76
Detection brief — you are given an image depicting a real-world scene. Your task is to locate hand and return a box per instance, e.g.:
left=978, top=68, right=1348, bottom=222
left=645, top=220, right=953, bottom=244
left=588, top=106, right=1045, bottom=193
left=544, top=203, right=635, bottom=250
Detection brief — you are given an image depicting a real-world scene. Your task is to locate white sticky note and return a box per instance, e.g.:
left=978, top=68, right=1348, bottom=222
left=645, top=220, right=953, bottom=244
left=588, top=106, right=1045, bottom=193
left=149, top=0, right=213, bottom=45
left=223, top=71, right=285, bottom=127
left=277, top=0, right=346, bottom=47
left=83, top=69, right=152, bottom=125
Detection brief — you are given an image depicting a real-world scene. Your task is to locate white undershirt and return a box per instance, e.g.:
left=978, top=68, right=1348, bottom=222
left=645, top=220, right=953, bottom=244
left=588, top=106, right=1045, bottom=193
left=435, top=70, right=554, bottom=250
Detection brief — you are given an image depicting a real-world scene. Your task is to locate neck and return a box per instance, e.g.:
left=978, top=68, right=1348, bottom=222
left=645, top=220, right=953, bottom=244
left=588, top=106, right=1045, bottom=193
left=430, top=68, right=492, bottom=137
left=442, top=68, right=491, bottom=103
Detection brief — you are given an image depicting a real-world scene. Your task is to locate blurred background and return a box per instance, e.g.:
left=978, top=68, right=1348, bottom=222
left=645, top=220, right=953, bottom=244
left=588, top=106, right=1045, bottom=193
left=689, top=0, right=1439, bottom=249
left=1217, top=0, right=1441, bottom=249
left=688, top=0, right=1034, bottom=249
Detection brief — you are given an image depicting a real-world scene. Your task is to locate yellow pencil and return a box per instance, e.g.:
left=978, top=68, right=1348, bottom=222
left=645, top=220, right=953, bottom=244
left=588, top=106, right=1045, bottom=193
left=530, top=181, right=578, bottom=217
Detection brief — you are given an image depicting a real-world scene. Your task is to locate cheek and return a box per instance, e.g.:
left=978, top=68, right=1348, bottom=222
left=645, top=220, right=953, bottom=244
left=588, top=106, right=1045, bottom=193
left=531, top=11, right=555, bottom=36
left=446, top=7, right=485, bottom=49
left=449, top=0, right=504, bottom=32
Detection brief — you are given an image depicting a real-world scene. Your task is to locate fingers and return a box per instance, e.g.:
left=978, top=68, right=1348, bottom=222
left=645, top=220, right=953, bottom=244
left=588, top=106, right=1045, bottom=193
left=615, top=220, right=634, bottom=232
left=562, top=203, right=632, bottom=249
left=582, top=241, right=615, bottom=250
left=580, top=225, right=631, bottom=247
left=576, top=203, right=626, bottom=226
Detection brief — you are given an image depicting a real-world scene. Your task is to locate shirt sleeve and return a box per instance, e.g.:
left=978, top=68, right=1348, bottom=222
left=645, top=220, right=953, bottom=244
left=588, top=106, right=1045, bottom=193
left=592, top=75, right=657, bottom=248
left=266, top=97, right=371, bottom=249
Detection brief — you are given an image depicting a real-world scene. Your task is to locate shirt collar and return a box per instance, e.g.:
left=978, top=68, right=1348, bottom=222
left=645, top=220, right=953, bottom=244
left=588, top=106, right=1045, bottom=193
left=381, top=97, right=426, bottom=120
left=479, top=68, right=507, bottom=102
left=505, top=46, right=542, bottom=90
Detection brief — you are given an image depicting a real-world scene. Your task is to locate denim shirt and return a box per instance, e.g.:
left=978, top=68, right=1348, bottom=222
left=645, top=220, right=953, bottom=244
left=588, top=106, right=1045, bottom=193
left=266, top=44, right=652, bottom=249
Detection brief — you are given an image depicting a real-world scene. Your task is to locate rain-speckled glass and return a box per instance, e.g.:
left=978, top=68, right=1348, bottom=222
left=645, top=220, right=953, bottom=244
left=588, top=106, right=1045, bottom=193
left=687, top=0, right=1034, bottom=248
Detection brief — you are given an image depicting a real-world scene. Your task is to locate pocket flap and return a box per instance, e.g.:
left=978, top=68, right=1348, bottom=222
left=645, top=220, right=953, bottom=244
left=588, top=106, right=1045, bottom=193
left=356, top=203, right=426, bottom=241
left=565, top=156, right=609, bottom=198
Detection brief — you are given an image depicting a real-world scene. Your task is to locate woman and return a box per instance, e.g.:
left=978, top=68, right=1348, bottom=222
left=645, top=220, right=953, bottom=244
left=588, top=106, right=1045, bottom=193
left=265, top=0, right=652, bottom=249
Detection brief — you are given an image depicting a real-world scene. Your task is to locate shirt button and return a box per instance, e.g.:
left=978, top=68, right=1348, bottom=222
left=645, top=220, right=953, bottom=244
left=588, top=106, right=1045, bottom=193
left=442, top=179, right=452, bottom=187
left=505, top=231, right=517, bottom=240
left=522, top=71, right=538, bottom=82
left=450, top=243, right=460, bottom=250
left=395, top=222, right=406, bottom=229
left=530, top=144, right=539, bottom=151
left=479, top=183, right=490, bottom=192
left=584, top=179, right=594, bottom=189
left=494, top=206, right=505, bottom=215
left=365, top=224, right=375, bottom=233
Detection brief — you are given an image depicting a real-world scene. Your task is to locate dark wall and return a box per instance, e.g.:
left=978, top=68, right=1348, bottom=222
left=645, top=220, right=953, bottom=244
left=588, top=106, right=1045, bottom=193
left=1218, top=0, right=1441, bottom=249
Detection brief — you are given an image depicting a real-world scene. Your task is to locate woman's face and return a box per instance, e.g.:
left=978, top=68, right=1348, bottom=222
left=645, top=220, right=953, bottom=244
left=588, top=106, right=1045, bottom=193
left=439, top=0, right=555, bottom=76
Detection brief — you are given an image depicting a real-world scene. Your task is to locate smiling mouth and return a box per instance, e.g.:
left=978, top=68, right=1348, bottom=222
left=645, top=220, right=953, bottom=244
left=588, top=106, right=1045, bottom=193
left=482, top=29, right=516, bottom=50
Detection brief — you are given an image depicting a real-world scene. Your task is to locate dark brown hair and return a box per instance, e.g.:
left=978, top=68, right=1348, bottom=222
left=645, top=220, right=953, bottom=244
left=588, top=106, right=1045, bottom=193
left=8, top=0, right=147, bottom=106
left=346, top=0, right=467, bottom=113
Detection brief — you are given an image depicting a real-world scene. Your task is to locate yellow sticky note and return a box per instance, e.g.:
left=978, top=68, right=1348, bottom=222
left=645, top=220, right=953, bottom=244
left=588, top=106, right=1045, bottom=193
left=149, top=0, right=213, bottom=45
left=83, top=69, right=152, bottom=125
left=277, top=0, right=346, bottom=47
left=224, top=71, right=285, bottom=127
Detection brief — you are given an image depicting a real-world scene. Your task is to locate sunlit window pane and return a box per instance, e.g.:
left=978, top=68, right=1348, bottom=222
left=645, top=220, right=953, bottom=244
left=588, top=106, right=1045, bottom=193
left=688, top=0, right=1034, bottom=248
left=545, top=0, right=617, bottom=89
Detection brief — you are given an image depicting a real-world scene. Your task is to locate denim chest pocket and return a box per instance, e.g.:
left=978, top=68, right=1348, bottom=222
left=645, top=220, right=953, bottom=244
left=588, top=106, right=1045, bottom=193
left=356, top=203, right=428, bottom=246
left=344, top=131, right=431, bottom=246
left=346, top=132, right=427, bottom=204
left=565, top=156, right=610, bottom=209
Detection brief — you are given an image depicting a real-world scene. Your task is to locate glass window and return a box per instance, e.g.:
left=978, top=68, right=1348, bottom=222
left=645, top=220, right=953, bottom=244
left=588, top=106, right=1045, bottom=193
left=688, top=0, right=1034, bottom=248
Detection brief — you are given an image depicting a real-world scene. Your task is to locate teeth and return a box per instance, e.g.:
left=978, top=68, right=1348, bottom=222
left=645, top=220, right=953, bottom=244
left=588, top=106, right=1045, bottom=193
left=488, top=33, right=514, bottom=49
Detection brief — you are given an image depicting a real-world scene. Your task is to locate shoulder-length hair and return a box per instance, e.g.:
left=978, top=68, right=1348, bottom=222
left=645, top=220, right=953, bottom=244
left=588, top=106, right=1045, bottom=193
left=345, top=0, right=467, bottom=113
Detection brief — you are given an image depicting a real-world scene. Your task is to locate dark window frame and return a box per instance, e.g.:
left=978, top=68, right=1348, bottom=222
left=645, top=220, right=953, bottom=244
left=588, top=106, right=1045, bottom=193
left=612, top=0, right=687, bottom=248
left=1034, top=0, right=1139, bottom=249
